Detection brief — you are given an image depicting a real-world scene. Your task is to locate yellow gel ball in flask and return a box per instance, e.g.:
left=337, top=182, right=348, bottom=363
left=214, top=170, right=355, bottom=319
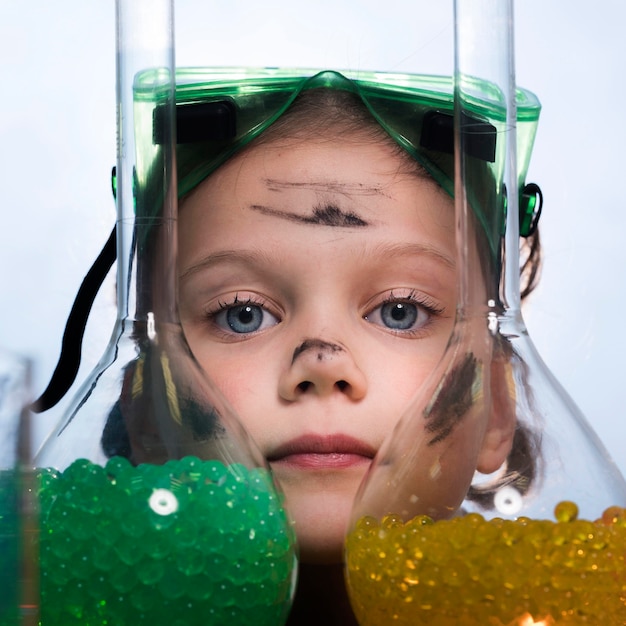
left=33, top=2, right=296, bottom=625
left=344, top=2, right=626, bottom=624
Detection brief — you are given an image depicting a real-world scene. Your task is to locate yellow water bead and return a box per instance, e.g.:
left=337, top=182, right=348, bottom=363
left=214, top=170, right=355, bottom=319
left=345, top=502, right=626, bottom=626
left=602, top=505, right=626, bottom=527
left=554, top=501, right=579, bottom=523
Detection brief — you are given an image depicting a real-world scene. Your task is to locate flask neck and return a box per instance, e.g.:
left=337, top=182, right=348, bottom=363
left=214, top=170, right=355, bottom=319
left=116, top=214, right=180, bottom=327
left=114, top=0, right=178, bottom=328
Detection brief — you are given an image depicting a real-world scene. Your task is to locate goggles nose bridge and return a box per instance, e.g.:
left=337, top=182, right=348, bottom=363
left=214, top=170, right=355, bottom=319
left=303, top=69, right=360, bottom=93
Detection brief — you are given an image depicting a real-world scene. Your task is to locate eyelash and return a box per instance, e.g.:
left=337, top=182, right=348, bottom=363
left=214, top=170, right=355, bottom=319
left=382, top=289, right=445, bottom=314
left=367, top=289, right=446, bottom=336
left=216, top=293, right=263, bottom=310
left=206, top=293, right=279, bottom=337
left=204, top=290, right=446, bottom=338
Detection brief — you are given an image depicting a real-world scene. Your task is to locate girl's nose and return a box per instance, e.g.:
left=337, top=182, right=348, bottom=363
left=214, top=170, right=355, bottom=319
left=278, top=338, right=367, bottom=402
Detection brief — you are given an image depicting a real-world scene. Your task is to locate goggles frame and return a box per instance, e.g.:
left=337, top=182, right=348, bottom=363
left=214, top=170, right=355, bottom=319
left=134, top=68, right=542, bottom=255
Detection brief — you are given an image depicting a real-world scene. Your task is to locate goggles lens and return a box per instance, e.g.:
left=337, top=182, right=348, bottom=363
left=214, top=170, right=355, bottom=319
left=134, top=67, right=541, bottom=255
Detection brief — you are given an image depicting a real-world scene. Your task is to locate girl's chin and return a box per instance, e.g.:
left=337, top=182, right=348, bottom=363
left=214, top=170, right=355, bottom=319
left=298, top=534, right=346, bottom=564
left=280, top=483, right=360, bottom=564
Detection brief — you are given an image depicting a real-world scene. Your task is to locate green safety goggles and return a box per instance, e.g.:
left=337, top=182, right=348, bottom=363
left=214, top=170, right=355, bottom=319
left=132, top=67, right=542, bottom=257
left=36, top=68, right=542, bottom=415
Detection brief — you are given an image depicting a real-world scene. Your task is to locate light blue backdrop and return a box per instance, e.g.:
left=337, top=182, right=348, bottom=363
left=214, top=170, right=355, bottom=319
left=1, top=2, right=623, bottom=477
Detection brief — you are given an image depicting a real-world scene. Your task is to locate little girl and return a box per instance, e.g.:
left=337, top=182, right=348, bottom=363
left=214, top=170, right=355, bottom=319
left=34, top=66, right=542, bottom=625
left=166, top=68, right=542, bottom=624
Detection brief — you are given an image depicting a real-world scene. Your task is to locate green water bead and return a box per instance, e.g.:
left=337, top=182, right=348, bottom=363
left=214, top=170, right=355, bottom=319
left=175, top=547, right=206, bottom=576
left=37, top=456, right=296, bottom=626
left=142, top=527, right=173, bottom=560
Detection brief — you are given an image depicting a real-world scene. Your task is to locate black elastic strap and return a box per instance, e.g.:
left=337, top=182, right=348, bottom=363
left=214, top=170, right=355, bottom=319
left=32, top=225, right=117, bottom=413
left=421, top=110, right=497, bottom=163
left=153, top=100, right=237, bottom=144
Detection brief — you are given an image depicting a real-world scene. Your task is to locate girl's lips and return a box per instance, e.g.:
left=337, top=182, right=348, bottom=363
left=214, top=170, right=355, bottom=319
left=271, top=452, right=372, bottom=470
left=267, top=434, right=376, bottom=470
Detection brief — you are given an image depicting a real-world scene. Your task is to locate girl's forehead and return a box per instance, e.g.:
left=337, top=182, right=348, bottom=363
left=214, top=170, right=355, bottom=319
left=219, top=129, right=434, bottom=193
left=185, top=131, right=452, bottom=223
left=177, top=133, right=458, bottom=303
left=179, top=135, right=456, bottom=263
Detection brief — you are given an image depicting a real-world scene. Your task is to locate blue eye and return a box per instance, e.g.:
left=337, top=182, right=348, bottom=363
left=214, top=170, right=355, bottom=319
left=379, top=301, right=419, bottom=330
left=214, top=302, right=278, bottom=334
left=365, top=294, right=439, bottom=334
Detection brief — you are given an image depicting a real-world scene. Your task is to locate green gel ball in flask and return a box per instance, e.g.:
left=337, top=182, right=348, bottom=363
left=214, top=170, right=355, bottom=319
left=34, top=3, right=297, bottom=624
left=345, top=2, right=626, bottom=624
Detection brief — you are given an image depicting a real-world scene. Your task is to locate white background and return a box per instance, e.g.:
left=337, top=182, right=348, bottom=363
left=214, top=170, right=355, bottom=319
left=0, top=2, right=624, bottom=476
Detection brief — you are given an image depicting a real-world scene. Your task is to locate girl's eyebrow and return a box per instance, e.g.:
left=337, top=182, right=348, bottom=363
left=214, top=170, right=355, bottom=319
left=372, top=242, right=456, bottom=270
left=180, top=241, right=455, bottom=282
left=179, top=249, right=268, bottom=281
left=248, top=203, right=370, bottom=227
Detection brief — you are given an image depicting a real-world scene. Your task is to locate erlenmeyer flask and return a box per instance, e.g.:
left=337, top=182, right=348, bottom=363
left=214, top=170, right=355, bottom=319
left=34, top=2, right=296, bottom=625
left=0, top=349, right=38, bottom=626
left=345, top=1, right=626, bottom=624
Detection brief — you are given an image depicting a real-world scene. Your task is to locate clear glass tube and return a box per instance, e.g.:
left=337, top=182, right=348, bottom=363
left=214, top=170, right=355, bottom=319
left=347, top=0, right=517, bottom=532
left=459, top=0, right=626, bottom=524
left=0, top=349, right=38, bottom=626
left=345, top=2, right=626, bottom=624
left=34, top=2, right=297, bottom=624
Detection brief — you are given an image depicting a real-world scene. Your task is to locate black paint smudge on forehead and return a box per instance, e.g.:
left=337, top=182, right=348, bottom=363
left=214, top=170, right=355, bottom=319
left=308, top=204, right=368, bottom=226
left=250, top=203, right=369, bottom=227
left=264, top=178, right=390, bottom=198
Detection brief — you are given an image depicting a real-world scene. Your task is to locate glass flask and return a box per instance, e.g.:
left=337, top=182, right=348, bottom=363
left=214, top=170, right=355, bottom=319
left=0, top=349, right=37, bottom=626
left=345, top=1, right=626, bottom=624
left=34, top=2, right=296, bottom=625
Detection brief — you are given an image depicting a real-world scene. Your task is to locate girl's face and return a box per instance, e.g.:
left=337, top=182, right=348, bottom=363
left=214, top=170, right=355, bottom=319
left=178, top=132, right=465, bottom=563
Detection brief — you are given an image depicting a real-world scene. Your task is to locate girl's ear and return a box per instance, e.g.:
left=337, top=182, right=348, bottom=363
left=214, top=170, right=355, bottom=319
left=476, top=356, right=517, bottom=474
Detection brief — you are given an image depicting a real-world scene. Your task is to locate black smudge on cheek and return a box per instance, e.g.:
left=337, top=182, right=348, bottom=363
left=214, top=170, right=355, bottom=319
left=424, top=352, right=478, bottom=445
